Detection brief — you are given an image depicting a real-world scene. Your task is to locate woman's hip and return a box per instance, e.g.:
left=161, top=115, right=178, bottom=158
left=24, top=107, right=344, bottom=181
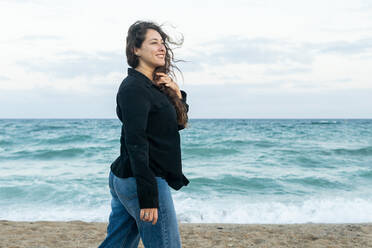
left=109, top=171, right=172, bottom=204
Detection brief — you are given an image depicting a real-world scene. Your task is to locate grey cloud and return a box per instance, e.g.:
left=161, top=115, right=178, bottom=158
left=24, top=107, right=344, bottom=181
left=183, top=36, right=314, bottom=68
left=21, top=35, right=63, bottom=41
left=176, top=60, right=203, bottom=72
left=265, top=66, right=312, bottom=75
left=320, top=26, right=372, bottom=33
left=0, top=86, right=116, bottom=119
left=181, top=36, right=372, bottom=74
left=217, top=74, right=245, bottom=83
left=306, top=38, right=372, bottom=55
left=18, top=50, right=126, bottom=78
left=0, top=75, right=10, bottom=81
left=282, top=78, right=354, bottom=89
left=360, top=0, right=372, bottom=10
left=3, top=0, right=46, bottom=4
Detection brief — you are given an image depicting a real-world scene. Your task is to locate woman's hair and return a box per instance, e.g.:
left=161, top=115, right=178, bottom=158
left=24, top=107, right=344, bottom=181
left=126, top=20, right=188, bottom=128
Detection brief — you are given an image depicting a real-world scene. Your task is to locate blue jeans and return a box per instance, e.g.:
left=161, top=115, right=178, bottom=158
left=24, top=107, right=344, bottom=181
left=98, top=171, right=182, bottom=248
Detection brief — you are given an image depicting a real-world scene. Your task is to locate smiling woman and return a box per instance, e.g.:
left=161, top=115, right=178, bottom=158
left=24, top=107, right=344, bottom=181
left=98, top=20, right=190, bottom=248
left=126, top=21, right=189, bottom=128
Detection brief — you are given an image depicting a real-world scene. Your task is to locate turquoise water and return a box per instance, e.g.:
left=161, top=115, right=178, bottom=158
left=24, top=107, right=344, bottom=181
left=0, top=119, right=371, bottom=224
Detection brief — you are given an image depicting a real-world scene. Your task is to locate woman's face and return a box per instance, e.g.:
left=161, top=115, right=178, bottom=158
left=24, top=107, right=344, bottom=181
left=134, top=29, right=166, bottom=69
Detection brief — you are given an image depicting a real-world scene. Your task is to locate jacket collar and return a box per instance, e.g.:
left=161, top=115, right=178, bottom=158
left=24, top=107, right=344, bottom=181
left=127, top=67, right=158, bottom=88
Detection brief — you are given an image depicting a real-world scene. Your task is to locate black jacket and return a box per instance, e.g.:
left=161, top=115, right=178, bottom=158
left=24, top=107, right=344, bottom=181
left=110, top=67, right=190, bottom=209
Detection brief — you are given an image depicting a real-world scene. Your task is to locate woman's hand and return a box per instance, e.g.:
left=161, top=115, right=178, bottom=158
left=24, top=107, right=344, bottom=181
left=140, top=208, right=158, bottom=225
left=155, top=72, right=182, bottom=99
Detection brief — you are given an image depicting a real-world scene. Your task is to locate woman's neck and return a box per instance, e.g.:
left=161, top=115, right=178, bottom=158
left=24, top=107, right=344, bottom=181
left=135, top=65, right=154, bottom=82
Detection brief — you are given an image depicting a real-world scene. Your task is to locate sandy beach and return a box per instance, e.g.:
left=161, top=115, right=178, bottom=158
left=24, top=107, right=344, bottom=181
left=1, top=221, right=372, bottom=248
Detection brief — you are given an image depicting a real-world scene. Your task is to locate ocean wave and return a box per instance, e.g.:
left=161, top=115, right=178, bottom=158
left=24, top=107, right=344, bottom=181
left=0, top=140, right=13, bottom=146
left=30, top=125, right=69, bottom=132
left=332, top=146, right=372, bottom=156
left=183, top=147, right=240, bottom=157
left=2, top=145, right=114, bottom=160
left=310, top=120, right=340, bottom=125
left=37, top=134, right=92, bottom=145
left=283, top=176, right=347, bottom=189
left=22, top=148, right=85, bottom=159
left=356, top=170, right=372, bottom=179
left=212, top=139, right=276, bottom=148
left=190, top=175, right=282, bottom=194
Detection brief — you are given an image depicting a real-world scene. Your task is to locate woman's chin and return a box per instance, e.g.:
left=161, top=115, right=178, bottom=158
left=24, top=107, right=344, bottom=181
left=149, top=59, right=165, bottom=69
left=155, top=61, right=165, bottom=67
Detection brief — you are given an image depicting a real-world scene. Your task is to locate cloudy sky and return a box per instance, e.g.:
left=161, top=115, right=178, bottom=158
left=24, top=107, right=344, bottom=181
left=0, top=0, right=371, bottom=118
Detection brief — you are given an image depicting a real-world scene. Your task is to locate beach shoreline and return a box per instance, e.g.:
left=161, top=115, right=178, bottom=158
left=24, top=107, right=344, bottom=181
left=1, top=220, right=372, bottom=247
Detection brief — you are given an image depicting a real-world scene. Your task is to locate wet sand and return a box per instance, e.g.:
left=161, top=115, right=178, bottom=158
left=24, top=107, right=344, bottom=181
left=1, top=220, right=372, bottom=247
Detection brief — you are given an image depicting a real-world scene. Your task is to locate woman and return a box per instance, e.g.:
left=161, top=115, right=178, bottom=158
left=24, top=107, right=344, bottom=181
left=98, top=20, right=190, bottom=248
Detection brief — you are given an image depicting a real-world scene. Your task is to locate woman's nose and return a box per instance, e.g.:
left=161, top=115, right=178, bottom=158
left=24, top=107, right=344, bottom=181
left=159, top=44, right=165, bottom=51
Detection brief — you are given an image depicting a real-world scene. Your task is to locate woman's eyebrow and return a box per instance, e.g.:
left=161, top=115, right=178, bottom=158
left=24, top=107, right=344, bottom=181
left=149, top=38, right=164, bottom=42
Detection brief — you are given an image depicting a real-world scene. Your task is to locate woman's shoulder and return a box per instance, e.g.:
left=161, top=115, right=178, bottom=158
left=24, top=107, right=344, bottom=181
left=117, top=76, right=153, bottom=101
left=118, top=76, right=146, bottom=92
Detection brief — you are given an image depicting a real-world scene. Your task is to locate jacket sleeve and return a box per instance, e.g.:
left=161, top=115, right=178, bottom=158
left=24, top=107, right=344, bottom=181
left=178, top=90, right=189, bottom=131
left=118, top=85, right=159, bottom=209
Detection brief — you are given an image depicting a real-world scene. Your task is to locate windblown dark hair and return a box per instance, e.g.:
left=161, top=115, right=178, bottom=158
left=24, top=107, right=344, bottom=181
left=126, top=20, right=188, bottom=128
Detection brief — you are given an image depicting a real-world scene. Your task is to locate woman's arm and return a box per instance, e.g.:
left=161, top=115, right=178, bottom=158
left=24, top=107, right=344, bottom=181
left=118, top=85, right=159, bottom=209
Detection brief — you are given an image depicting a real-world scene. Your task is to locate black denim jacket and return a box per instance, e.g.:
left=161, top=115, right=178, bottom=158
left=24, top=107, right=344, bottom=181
left=110, top=67, right=190, bottom=209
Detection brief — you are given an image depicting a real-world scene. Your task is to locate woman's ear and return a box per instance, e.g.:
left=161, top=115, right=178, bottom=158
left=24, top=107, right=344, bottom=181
left=133, top=48, right=138, bottom=56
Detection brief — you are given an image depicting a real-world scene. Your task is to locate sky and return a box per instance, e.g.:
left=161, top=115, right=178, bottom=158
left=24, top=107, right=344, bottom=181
left=0, top=0, right=371, bottom=118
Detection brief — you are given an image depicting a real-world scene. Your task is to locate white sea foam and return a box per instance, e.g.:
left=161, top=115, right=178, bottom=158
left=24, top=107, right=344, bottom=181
left=1, top=196, right=372, bottom=224
left=0, top=204, right=111, bottom=222
left=173, top=195, right=372, bottom=224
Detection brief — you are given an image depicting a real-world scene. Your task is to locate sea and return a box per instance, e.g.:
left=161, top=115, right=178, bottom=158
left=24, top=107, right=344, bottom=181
left=0, top=118, right=371, bottom=224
